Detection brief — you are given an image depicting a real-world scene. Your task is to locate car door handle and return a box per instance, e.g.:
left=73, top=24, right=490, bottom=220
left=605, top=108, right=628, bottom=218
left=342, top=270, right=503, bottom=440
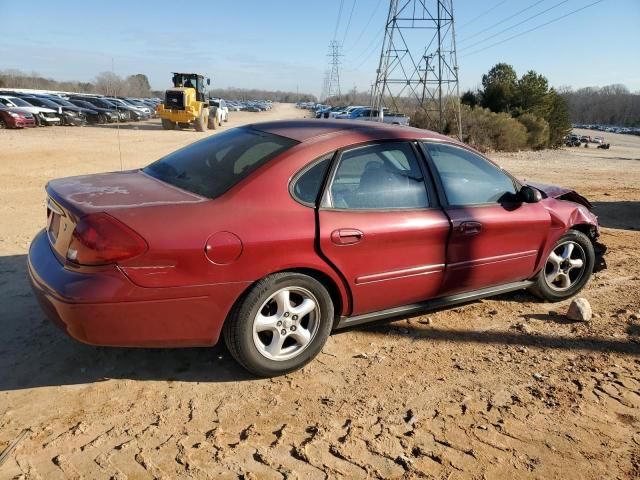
left=331, top=229, right=364, bottom=245
left=459, top=221, right=483, bottom=235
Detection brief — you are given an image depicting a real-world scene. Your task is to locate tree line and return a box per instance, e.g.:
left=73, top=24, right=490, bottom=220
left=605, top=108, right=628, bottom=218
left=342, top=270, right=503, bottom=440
left=208, top=87, right=316, bottom=103
left=561, top=85, right=640, bottom=127
left=0, top=69, right=154, bottom=97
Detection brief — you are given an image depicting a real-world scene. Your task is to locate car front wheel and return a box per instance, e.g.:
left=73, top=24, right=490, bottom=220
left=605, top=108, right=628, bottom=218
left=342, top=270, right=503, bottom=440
left=530, top=230, right=595, bottom=302
left=223, top=273, right=334, bottom=377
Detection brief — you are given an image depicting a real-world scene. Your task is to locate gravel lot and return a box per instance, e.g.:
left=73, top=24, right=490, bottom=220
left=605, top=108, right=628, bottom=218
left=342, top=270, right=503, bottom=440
left=1, top=104, right=639, bottom=479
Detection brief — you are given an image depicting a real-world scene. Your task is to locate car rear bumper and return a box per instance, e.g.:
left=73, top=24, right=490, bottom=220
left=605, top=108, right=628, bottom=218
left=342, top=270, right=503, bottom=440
left=28, top=229, right=249, bottom=347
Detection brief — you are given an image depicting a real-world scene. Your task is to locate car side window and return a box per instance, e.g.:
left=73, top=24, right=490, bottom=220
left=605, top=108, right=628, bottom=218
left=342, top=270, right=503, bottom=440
left=424, top=143, right=517, bottom=206
left=291, top=154, right=333, bottom=206
left=329, top=142, right=429, bottom=210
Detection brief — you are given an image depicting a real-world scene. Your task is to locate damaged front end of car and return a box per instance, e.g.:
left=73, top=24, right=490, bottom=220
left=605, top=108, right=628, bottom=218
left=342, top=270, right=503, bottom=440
left=527, top=181, right=607, bottom=273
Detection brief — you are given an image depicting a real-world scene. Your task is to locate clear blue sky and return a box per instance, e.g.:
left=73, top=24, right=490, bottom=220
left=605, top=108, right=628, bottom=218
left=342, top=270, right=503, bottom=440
left=1, top=0, right=638, bottom=96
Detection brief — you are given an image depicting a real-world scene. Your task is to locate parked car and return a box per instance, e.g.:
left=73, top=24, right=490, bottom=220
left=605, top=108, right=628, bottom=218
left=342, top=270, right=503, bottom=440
left=67, top=99, right=118, bottom=123
left=0, top=95, right=61, bottom=126
left=121, top=97, right=154, bottom=116
left=104, top=98, right=149, bottom=120
left=69, top=96, right=129, bottom=121
left=0, top=105, right=37, bottom=128
left=334, top=106, right=366, bottom=119
left=21, top=96, right=86, bottom=126
left=210, top=99, right=229, bottom=123
left=43, top=96, right=103, bottom=124
left=565, top=134, right=581, bottom=147
left=28, top=120, right=603, bottom=377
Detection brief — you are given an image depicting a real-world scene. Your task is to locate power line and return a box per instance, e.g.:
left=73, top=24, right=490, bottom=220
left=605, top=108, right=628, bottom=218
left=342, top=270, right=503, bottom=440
left=342, top=0, right=358, bottom=45
left=458, top=0, right=547, bottom=44
left=458, top=0, right=508, bottom=29
left=333, top=0, right=345, bottom=41
left=353, top=34, right=384, bottom=69
left=459, top=0, right=569, bottom=52
left=462, top=0, right=606, bottom=57
left=343, top=0, right=383, bottom=53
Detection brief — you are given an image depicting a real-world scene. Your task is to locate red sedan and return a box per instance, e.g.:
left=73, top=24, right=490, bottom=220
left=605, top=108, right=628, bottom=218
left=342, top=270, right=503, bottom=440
left=28, top=120, right=602, bottom=376
left=0, top=106, right=37, bottom=128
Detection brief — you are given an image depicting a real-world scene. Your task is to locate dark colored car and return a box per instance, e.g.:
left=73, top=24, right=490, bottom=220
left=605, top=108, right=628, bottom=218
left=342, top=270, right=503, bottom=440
left=68, top=99, right=118, bottom=123
left=0, top=105, right=37, bottom=128
left=69, top=96, right=129, bottom=121
left=21, top=96, right=87, bottom=126
left=28, top=120, right=603, bottom=377
left=43, top=96, right=103, bottom=125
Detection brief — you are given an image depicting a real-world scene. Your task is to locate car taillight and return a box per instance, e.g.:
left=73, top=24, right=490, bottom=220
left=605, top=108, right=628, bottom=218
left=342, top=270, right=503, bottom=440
left=66, top=213, right=147, bottom=266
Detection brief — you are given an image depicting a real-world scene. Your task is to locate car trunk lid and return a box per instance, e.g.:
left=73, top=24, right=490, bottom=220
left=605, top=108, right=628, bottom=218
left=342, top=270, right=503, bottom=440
left=45, top=170, right=206, bottom=259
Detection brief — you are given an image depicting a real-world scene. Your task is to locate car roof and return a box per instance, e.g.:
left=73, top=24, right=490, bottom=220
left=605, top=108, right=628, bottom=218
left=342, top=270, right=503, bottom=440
left=248, top=119, right=453, bottom=144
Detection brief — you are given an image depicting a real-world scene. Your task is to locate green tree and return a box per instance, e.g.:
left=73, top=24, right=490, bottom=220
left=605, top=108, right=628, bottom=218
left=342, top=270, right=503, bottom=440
left=480, top=63, right=518, bottom=113
left=460, top=89, right=480, bottom=108
left=545, top=89, right=572, bottom=147
left=517, top=113, right=550, bottom=149
left=516, top=70, right=549, bottom=114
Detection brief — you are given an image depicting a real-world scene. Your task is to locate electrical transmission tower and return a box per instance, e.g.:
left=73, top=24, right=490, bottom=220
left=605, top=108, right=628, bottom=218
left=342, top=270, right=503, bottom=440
left=326, top=40, right=343, bottom=100
left=371, top=0, right=462, bottom=136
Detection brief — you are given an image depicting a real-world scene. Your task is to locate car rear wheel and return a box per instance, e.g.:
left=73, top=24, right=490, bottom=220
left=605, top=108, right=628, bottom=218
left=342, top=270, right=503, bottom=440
left=530, top=230, right=595, bottom=302
left=0, top=118, right=6, bottom=129
left=223, top=273, right=334, bottom=377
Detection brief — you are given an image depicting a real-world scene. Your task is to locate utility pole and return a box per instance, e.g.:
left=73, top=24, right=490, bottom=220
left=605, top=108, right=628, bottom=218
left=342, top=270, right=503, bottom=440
left=326, top=40, right=343, bottom=102
left=371, top=0, right=462, bottom=138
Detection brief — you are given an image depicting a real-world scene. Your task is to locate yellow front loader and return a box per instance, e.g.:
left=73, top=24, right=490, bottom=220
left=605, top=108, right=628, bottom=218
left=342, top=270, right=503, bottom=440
left=157, top=73, right=216, bottom=131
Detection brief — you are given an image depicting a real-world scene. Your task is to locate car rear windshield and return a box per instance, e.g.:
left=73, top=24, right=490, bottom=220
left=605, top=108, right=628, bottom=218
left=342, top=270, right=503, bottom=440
left=144, top=127, right=298, bottom=198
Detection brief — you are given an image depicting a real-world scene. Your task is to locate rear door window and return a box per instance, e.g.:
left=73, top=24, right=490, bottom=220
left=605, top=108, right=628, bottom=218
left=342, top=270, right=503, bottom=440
left=291, top=155, right=332, bottom=206
left=144, top=127, right=298, bottom=198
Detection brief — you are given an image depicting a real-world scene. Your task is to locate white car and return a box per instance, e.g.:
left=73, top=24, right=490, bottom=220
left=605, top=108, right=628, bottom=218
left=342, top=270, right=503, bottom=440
left=331, top=105, right=366, bottom=119
left=210, top=99, right=229, bottom=123
left=0, top=96, right=61, bottom=126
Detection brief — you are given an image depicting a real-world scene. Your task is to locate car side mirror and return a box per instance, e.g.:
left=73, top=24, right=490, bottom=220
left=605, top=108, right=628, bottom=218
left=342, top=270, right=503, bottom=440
left=519, top=185, right=542, bottom=203
left=207, top=78, right=211, bottom=86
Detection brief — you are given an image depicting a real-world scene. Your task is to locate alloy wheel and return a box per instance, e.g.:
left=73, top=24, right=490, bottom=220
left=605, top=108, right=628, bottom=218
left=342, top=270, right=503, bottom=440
left=252, top=287, right=320, bottom=361
left=544, top=241, right=586, bottom=291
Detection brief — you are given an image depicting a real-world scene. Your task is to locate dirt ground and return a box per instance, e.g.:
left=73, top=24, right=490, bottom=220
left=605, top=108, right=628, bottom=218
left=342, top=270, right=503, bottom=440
left=1, top=104, right=639, bottom=479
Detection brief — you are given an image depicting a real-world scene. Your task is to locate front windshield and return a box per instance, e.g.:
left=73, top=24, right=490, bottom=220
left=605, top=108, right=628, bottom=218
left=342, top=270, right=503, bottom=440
left=52, top=98, right=76, bottom=107
left=34, top=98, right=59, bottom=108
left=9, top=97, right=32, bottom=107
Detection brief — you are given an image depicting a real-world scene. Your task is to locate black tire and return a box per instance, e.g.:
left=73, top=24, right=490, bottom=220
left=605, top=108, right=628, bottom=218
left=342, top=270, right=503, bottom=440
left=0, top=118, right=6, bottom=129
left=194, top=108, right=207, bottom=132
left=223, top=272, right=334, bottom=377
left=208, top=110, right=218, bottom=129
left=161, top=118, right=175, bottom=130
left=529, top=230, right=595, bottom=302
left=98, top=114, right=107, bottom=124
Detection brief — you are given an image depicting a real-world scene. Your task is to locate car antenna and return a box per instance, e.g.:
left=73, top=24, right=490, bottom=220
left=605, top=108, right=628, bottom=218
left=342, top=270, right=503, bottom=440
left=112, top=57, right=123, bottom=172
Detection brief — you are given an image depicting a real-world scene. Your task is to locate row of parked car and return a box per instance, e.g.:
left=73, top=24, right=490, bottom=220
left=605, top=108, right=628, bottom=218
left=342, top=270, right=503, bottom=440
left=225, top=100, right=273, bottom=112
left=565, top=133, right=611, bottom=149
left=0, top=90, right=163, bottom=129
left=573, top=124, right=640, bottom=136
left=296, top=102, right=410, bottom=126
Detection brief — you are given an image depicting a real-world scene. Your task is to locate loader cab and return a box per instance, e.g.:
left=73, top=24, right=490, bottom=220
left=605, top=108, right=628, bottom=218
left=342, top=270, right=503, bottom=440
left=171, top=73, right=210, bottom=103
